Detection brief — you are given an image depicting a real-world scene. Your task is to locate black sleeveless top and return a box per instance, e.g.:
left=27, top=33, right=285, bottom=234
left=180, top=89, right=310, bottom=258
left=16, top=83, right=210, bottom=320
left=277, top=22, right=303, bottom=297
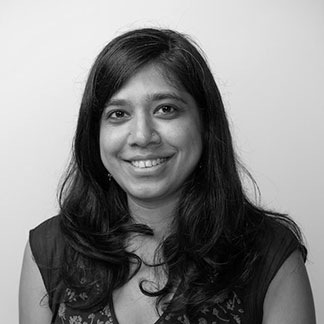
left=29, top=215, right=306, bottom=324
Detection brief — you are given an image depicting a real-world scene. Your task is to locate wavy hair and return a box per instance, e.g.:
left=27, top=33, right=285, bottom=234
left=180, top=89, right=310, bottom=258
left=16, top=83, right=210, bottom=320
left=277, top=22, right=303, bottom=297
left=58, top=28, right=305, bottom=319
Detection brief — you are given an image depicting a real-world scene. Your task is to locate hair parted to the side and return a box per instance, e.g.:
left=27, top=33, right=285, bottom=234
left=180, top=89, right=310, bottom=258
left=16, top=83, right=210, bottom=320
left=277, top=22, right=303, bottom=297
left=58, top=28, right=305, bottom=319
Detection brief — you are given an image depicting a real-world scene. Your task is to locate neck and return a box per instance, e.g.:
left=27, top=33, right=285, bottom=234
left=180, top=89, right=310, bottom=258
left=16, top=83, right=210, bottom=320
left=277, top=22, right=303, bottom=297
left=127, top=195, right=178, bottom=241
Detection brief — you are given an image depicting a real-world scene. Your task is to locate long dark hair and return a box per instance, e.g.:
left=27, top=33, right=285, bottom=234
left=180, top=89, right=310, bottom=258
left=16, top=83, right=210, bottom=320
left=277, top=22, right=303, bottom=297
left=58, top=28, right=305, bottom=319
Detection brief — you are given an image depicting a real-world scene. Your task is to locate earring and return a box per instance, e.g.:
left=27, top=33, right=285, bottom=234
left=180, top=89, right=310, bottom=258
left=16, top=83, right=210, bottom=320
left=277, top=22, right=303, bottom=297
left=107, top=172, right=112, bottom=181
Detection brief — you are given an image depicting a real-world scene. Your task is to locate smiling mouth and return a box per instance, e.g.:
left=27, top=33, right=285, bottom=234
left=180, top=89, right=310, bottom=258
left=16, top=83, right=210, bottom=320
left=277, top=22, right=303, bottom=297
left=130, top=158, right=169, bottom=169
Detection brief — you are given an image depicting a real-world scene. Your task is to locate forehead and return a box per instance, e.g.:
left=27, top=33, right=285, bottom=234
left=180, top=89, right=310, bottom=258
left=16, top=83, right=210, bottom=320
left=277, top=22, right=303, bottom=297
left=109, top=64, right=186, bottom=101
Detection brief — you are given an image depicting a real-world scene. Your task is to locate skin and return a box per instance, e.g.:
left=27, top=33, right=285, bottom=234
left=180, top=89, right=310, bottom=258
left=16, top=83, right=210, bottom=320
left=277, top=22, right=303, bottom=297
left=99, top=64, right=203, bottom=224
left=262, top=250, right=316, bottom=324
left=18, top=64, right=316, bottom=323
left=99, top=64, right=203, bottom=323
left=19, top=242, right=52, bottom=323
left=19, top=243, right=316, bottom=323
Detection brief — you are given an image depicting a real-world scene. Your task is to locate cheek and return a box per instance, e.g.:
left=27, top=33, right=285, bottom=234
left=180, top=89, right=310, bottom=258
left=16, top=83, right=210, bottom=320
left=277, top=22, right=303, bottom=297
left=187, top=133, right=203, bottom=160
left=99, top=129, right=121, bottom=165
left=183, top=118, right=202, bottom=149
left=99, top=136, right=109, bottom=168
left=169, top=122, right=202, bottom=156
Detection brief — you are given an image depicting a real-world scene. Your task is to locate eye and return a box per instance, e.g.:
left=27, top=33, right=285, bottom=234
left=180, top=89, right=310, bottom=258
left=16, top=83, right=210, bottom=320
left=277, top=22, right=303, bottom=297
left=155, top=105, right=177, bottom=116
left=106, top=110, right=129, bottom=121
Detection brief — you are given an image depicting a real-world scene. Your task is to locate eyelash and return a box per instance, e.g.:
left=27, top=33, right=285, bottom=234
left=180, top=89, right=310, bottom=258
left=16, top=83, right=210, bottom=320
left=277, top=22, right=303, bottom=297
left=104, top=104, right=179, bottom=121
left=106, top=110, right=129, bottom=120
left=155, top=105, right=177, bottom=115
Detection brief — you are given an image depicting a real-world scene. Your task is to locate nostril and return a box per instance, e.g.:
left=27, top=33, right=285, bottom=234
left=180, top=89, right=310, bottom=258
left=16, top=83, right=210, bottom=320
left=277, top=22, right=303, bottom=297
left=151, top=131, right=161, bottom=144
left=128, top=127, right=161, bottom=147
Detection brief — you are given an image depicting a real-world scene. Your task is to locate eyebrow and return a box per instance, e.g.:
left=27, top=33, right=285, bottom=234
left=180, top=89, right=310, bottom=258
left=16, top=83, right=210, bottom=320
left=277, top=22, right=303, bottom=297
left=105, top=91, right=188, bottom=108
left=147, top=92, right=188, bottom=105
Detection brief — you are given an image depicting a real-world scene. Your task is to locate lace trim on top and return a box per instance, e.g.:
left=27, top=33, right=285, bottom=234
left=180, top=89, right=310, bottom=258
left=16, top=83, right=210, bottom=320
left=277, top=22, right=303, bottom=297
left=55, top=288, right=244, bottom=324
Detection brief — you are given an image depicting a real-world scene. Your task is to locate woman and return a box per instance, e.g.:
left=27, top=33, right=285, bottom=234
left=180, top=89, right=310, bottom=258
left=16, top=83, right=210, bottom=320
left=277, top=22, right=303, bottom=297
left=19, top=28, right=316, bottom=324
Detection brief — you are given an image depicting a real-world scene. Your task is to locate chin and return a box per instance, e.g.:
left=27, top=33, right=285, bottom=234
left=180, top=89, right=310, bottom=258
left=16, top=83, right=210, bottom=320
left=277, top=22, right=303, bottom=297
left=127, top=186, right=170, bottom=202
left=130, top=191, right=164, bottom=201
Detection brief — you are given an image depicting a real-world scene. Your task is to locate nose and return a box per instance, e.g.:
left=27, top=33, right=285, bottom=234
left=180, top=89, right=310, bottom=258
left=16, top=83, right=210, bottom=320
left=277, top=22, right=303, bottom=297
left=127, top=113, right=161, bottom=147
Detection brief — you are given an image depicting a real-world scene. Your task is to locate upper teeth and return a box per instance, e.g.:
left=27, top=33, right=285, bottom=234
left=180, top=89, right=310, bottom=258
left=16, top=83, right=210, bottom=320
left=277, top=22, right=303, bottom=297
left=131, top=158, right=167, bottom=168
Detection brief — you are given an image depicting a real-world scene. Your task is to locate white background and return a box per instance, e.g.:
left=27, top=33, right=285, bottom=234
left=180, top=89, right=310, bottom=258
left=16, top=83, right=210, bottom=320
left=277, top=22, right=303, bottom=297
left=0, top=0, right=323, bottom=322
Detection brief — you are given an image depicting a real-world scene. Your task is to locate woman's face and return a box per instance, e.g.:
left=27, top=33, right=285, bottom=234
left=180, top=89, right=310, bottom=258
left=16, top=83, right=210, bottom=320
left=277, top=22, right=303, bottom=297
left=99, top=64, right=202, bottom=204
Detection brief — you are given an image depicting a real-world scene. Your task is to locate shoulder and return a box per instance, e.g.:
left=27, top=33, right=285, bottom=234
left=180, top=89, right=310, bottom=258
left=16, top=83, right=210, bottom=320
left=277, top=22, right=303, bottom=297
left=262, top=249, right=316, bottom=323
left=28, top=215, right=65, bottom=303
left=30, top=215, right=61, bottom=239
left=29, top=215, right=63, bottom=263
left=19, top=241, right=53, bottom=323
left=259, top=215, right=307, bottom=264
left=29, top=214, right=64, bottom=266
left=243, top=214, right=309, bottom=322
left=258, top=217, right=315, bottom=323
left=255, top=215, right=307, bottom=288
